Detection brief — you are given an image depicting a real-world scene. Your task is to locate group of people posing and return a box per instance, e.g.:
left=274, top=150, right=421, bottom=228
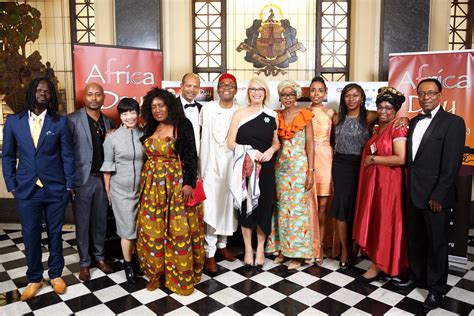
left=2, top=73, right=465, bottom=310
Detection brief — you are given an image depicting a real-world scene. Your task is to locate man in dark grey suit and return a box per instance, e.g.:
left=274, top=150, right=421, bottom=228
left=394, top=78, right=466, bottom=309
left=68, top=83, right=115, bottom=281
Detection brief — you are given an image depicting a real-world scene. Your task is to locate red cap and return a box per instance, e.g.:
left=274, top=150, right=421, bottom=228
left=218, top=73, right=237, bottom=86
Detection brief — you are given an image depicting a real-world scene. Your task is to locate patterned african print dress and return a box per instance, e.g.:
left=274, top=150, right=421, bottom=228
left=136, top=137, right=204, bottom=296
left=266, top=109, right=318, bottom=259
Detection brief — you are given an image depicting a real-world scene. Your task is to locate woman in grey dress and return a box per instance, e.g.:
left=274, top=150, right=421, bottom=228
left=101, top=98, right=145, bottom=283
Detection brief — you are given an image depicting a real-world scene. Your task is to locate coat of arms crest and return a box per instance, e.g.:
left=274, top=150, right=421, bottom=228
left=236, top=5, right=306, bottom=76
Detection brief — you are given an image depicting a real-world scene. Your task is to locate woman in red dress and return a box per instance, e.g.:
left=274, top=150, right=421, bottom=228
left=353, top=87, right=409, bottom=281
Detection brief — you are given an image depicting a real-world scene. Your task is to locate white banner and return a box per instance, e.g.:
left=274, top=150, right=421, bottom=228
left=163, top=81, right=387, bottom=112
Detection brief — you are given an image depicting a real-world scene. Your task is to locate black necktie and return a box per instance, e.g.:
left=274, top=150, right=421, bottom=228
left=418, top=112, right=432, bottom=120
left=184, top=103, right=196, bottom=109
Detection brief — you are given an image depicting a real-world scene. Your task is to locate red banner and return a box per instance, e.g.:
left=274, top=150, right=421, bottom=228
left=73, top=44, right=162, bottom=123
left=388, top=50, right=473, bottom=165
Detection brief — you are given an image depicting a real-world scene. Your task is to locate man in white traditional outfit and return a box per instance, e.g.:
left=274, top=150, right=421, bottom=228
left=200, top=73, right=240, bottom=273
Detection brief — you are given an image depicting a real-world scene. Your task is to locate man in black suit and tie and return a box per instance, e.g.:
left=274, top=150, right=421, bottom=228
left=175, top=73, right=203, bottom=155
left=394, top=78, right=466, bottom=309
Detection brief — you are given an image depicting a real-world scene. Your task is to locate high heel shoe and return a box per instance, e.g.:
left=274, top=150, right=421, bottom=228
left=244, top=263, right=254, bottom=272
left=339, top=261, right=348, bottom=269
left=131, top=253, right=144, bottom=276
left=287, top=260, right=302, bottom=270
left=273, top=255, right=285, bottom=264
left=255, top=250, right=265, bottom=270
left=356, top=271, right=384, bottom=283
left=123, top=261, right=137, bottom=284
left=243, top=252, right=254, bottom=272
left=255, top=257, right=265, bottom=271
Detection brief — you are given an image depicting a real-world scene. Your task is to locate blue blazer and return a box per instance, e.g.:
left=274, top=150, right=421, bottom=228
left=2, top=112, right=75, bottom=199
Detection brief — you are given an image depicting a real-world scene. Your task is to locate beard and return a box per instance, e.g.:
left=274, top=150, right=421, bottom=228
left=34, top=101, right=48, bottom=110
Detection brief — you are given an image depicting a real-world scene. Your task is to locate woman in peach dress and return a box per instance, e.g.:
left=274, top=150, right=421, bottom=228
left=309, top=76, right=337, bottom=263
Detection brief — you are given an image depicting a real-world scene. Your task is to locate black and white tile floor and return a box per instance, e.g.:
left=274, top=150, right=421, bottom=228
left=0, top=226, right=473, bottom=315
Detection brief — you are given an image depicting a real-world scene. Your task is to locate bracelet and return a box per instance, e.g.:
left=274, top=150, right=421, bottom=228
left=308, top=169, right=315, bottom=172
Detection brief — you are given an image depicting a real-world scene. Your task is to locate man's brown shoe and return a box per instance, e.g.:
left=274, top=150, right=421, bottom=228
left=205, top=257, right=218, bottom=273
left=20, top=281, right=43, bottom=301
left=79, top=267, right=90, bottom=281
left=50, top=277, right=67, bottom=294
left=217, top=248, right=236, bottom=262
left=95, top=260, right=113, bottom=273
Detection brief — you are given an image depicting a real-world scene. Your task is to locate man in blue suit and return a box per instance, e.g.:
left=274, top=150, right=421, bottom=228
left=2, top=77, right=75, bottom=301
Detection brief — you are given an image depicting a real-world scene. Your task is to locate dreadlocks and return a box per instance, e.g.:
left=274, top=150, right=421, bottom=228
left=22, top=76, right=60, bottom=121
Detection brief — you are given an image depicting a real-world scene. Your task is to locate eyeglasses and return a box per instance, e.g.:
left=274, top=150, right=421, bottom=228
left=93, top=121, right=104, bottom=136
left=417, top=90, right=440, bottom=98
left=218, top=84, right=236, bottom=90
left=248, top=87, right=265, bottom=93
left=376, top=105, right=395, bottom=112
left=280, top=93, right=296, bottom=98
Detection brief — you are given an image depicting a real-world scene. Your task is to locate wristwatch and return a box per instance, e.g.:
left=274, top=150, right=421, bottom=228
left=370, top=155, right=375, bottom=163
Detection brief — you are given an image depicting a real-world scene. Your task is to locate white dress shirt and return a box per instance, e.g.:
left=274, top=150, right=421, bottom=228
left=411, top=105, right=441, bottom=159
left=180, top=95, right=200, bottom=155
left=28, top=110, right=47, bottom=134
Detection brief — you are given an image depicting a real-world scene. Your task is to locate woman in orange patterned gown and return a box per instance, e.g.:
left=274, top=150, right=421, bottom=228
left=136, top=87, right=204, bottom=295
left=266, top=80, right=316, bottom=270
left=309, top=76, right=336, bottom=263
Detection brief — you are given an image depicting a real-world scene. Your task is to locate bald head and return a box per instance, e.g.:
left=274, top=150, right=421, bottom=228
left=181, top=73, right=200, bottom=84
left=84, top=82, right=104, bottom=96
left=180, top=73, right=201, bottom=103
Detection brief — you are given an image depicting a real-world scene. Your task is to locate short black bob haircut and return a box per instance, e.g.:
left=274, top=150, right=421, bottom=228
left=117, top=98, right=140, bottom=115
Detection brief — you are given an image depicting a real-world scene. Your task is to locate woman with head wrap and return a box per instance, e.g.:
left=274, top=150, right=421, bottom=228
left=353, top=86, right=409, bottom=281
left=265, top=80, right=317, bottom=270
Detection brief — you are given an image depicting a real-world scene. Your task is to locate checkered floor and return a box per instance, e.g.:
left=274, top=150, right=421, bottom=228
left=0, top=226, right=473, bottom=315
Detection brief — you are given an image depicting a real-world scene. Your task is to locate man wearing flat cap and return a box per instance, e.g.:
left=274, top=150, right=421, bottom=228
left=199, top=73, right=240, bottom=272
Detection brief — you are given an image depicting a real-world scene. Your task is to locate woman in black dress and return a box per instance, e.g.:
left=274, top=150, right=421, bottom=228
left=227, top=77, right=280, bottom=270
left=329, top=84, right=373, bottom=269
left=329, top=83, right=408, bottom=269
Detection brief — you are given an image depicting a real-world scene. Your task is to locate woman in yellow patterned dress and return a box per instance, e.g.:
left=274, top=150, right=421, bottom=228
left=136, top=87, right=204, bottom=295
left=309, top=76, right=336, bottom=263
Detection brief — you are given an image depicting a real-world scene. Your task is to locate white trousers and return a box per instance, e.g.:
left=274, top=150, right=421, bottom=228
left=205, top=224, right=228, bottom=258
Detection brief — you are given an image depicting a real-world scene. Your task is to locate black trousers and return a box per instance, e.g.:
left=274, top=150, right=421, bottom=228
left=406, top=201, right=449, bottom=295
